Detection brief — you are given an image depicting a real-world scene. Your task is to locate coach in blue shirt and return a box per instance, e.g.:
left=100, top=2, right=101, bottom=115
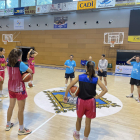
left=126, top=55, right=140, bottom=102
left=64, top=55, right=76, bottom=89
left=86, top=56, right=95, bottom=67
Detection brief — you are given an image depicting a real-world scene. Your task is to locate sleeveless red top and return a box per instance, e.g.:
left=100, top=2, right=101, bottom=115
left=28, top=57, right=35, bottom=66
left=7, top=62, right=25, bottom=92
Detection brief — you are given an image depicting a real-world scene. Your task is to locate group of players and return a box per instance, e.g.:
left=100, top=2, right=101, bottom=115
left=0, top=49, right=108, bottom=139
left=64, top=54, right=140, bottom=140
left=1, top=47, right=139, bottom=140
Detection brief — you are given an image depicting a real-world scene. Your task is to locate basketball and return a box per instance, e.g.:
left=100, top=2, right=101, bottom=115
left=22, top=73, right=32, bottom=82
left=69, top=86, right=79, bottom=97
left=28, top=83, right=33, bottom=88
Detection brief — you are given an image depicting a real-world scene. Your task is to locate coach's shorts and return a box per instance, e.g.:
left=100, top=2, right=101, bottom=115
left=9, top=90, right=27, bottom=100
left=130, top=78, right=140, bottom=86
left=65, top=72, right=75, bottom=79
left=76, top=98, right=96, bottom=119
left=98, top=70, right=107, bottom=77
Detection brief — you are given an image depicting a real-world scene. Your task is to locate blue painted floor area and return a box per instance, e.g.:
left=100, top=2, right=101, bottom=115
left=35, top=65, right=131, bottom=78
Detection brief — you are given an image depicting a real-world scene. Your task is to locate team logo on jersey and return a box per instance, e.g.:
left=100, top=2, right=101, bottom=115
left=44, top=90, right=121, bottom=113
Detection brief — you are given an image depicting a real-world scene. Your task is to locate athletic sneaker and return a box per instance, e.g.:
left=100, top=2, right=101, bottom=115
left=5, top=123, right=14, bottom=131
left=26, top=86, right=30, bottom=89
left=135, top=98, right=140, bottom=103
left=73, top=131, right=80, bottom=140
left=18, top=128, right=32, bottom=135
left=126, top=94, right=133, bottom=98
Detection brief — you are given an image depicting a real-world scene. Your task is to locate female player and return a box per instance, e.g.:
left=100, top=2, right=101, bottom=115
left=6, top=49, right=32, bottom=135
left=27, top=49, right=38, bottom=88
left=64, top=61, right=108, bottom=140
left=0, top=48, right=8, bottom=101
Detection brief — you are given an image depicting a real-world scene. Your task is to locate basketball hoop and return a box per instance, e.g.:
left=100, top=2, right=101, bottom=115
left=104, top=32, right=124, bottom=48
left=111, top=41, right=115, bottom=47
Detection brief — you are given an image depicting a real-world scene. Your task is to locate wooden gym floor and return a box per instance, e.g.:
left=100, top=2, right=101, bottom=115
left=0, top=65, right=140, bottom=140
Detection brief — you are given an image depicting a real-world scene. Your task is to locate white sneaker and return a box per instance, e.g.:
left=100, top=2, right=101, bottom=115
left=126, top=94, right=133, bottom=98
left=26, top=86, right=30, bottom=89
left=32, top=85, right=35, bottom=87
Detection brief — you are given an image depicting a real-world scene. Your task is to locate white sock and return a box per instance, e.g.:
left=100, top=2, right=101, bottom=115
left=130, top=93, right=133, bottom=96
left=83, top=137, right=88, bottom=140
left=19, top=125, right=24, bottom=131
left=25, top=82, right=28, bottom=87
left=76, top=130, right=79, bottom=135
left=31, top=81, right=33, bottom=84
left=7, top=121, right=11, bottom=126
left=65, top=84, right=67, bottom=87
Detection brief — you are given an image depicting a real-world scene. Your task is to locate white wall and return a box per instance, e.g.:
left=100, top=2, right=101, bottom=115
left=0, top=8, right=130, bottom=31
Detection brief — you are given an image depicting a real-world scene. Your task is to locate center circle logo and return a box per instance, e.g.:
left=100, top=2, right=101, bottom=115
left=34, top=87, right=123, bottom=118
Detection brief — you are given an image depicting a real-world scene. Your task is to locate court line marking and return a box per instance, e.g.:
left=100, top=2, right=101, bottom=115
left=22, top=114, right=56, bottom=140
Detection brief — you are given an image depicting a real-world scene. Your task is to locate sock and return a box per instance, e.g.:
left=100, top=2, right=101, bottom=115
left=25, top=82, right=28, bottom=87
left=65, top=84, right=67, bottom=87
left=7, top=121, right=11, bottom=126
left=83, top=136, right=88, bottom=140
left=31, top=81, right=33, bottom=84
left=76, top=130, right=79, bottom=135
left=130, top=93, right=133, bottom=96
left=0, top=90, right=2, bottom=95
left=19, top=125, right=24, bottom=131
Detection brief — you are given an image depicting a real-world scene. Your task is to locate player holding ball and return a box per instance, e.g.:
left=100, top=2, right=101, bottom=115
left=64, top=61, right=107, bottom=140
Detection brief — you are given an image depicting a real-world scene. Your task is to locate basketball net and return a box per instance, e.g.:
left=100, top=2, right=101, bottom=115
left=110, top=41, right=115, bottom=47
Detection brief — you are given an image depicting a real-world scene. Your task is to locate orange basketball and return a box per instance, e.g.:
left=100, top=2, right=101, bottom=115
left=22, top=73, right=32, bottom=82
left=69, top=86, right=79, bottom=97
left=28, top=83, right=33, bottom=88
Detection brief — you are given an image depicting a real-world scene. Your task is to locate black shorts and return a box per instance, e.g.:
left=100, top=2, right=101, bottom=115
left=65, top=72, right=75, bottom=79
left=98, top=70, right=107, bottom=77
left=130, top=78, right=140, bottom=86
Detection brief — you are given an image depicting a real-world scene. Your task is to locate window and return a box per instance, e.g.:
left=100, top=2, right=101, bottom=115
left=21, top=0, right=35, bottom=7
left=37, top=0, right=52, bottom=5
left=7, top=0, right=18, bottom=8
left=0, top=0, right=5, bottom=9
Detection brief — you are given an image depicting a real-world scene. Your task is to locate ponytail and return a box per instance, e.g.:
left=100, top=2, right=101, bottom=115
left=8, top=49, right=22, bottom=67
left=86, top=61, right=95, bottom=80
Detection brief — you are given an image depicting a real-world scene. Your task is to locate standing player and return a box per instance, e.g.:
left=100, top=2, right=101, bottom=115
left=6, top=49, right=32, bottom=135
left=27, top=49, right=38, bottom=88
left=0, top=48, right=8, bottom=101
left=126, top=56, right=140, bottom=102
left=98, top=54, right=108, bottom=90
left=64, top=61, right=107, bottom=140
left=86, top=56, right=95, bottom=67
left=64, top=55, right=76, bottom=89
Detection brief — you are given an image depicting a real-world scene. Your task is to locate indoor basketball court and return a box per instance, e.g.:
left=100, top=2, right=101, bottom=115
left=0, top=0, right=140, bottom=140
